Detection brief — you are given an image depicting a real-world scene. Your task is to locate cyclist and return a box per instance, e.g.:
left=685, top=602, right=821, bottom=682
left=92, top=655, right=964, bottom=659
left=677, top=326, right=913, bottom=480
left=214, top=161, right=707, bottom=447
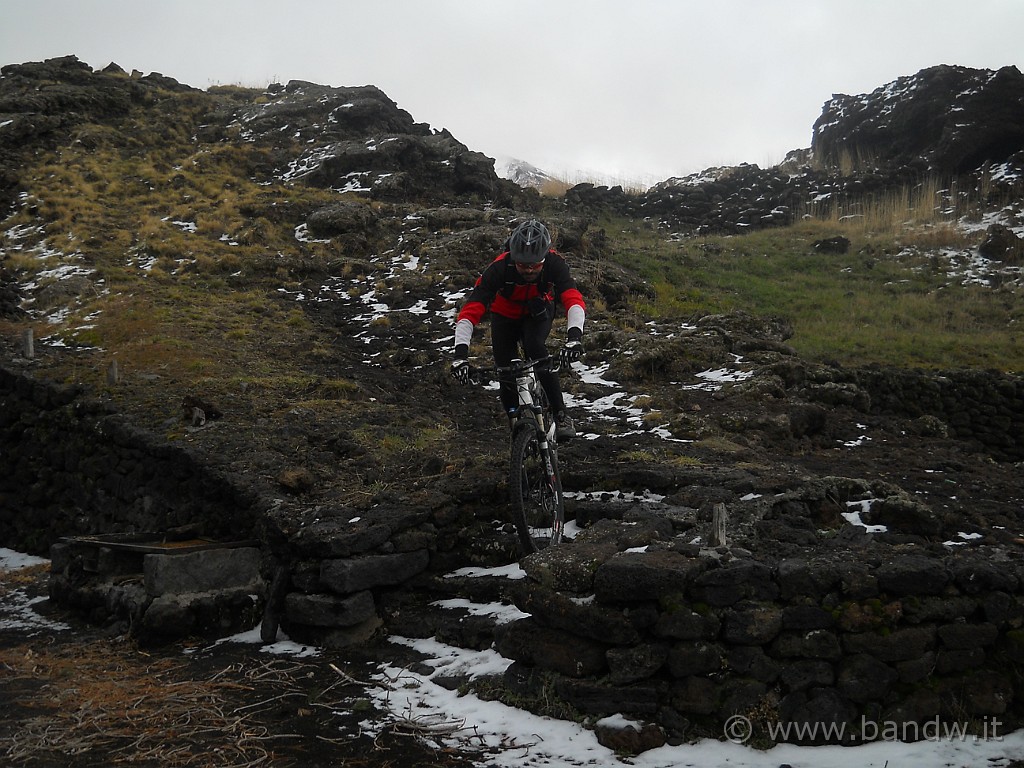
left=451, top=219, right=585, bottom=440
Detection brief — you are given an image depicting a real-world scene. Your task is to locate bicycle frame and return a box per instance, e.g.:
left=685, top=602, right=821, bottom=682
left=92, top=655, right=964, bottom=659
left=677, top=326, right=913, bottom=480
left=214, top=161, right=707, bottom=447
left=508, top=357, right=558, bottom=439
left=471, top=356, right=565, bottom=554
left=510, top=358, right=560, bottom=500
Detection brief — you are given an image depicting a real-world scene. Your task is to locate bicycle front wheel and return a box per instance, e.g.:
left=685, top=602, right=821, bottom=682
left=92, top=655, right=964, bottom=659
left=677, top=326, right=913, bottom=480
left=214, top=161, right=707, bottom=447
left=509, top=426, right=564, bottom=555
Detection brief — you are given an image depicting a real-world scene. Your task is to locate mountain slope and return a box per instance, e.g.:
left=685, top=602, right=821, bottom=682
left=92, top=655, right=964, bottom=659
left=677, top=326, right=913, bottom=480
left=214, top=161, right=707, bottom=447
left=0, top=54, right=1021, bottom=524
left=2, top=55, right=1024, bottom=757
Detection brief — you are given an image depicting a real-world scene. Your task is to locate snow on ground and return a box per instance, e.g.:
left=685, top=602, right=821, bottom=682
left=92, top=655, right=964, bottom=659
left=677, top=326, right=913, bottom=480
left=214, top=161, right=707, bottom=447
left=336, top=562, right=1024, bottom=768
left=6, top=548, right=1024, bottom=767
left=361, top=641, right=1024, bottom=768
left=196, top=625, right=322, bottom=659
left=0, top=548, right=48, bottom=571
left=4, top=199, right=1024, bottom=766
left=259, top=213, right=771, bottom=436
left=0, top=548, right=70, bottom=635
left=200, top=561, right=1024, bottom=767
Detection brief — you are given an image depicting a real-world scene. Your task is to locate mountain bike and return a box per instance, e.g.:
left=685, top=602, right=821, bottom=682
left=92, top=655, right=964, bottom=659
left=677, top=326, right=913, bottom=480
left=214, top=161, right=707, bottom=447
left=470, top=356, right=565, bottom=555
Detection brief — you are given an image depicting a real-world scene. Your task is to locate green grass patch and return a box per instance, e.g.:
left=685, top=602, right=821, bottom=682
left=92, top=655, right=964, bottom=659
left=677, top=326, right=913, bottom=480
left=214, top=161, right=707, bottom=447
left=598, top=214, right=1023, bottom=371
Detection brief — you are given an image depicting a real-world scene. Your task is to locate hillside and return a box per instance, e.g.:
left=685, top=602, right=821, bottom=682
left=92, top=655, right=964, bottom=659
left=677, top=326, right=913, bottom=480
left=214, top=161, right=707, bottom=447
left=1, top=56, right=1021, bottom=511
left=2, top=55, right=1024, bottom=763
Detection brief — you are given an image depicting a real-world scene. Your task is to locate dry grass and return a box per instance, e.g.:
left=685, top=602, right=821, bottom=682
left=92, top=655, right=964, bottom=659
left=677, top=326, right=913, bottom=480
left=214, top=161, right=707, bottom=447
left=1, top=636, right=355, bottom=767
left=543, top=171, right=651, bottom=196
left=0, top=95, right=361, bottom=413
left=539, top=178, right=573, bottom=197
left=0, top=564, right=49, bottom=594
left=796, top=175, right=970, bottom=240
left=0, top=567, right=472, bottom=768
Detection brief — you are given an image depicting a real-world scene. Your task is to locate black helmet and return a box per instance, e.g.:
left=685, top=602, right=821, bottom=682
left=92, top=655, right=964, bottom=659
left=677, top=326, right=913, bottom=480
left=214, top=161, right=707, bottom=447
left=508, top=220, right=551, bottom=264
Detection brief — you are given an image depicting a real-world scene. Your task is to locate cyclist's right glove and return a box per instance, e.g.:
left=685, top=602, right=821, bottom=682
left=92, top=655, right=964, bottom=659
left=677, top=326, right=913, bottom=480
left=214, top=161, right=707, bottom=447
left=451, top=344, right=471, bottom=384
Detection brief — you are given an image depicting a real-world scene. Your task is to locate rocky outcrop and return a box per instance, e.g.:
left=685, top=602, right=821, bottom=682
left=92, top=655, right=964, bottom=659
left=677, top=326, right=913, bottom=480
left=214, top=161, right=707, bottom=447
left=0, top=56, right=193, bottom=211
left=813, top=65, right=1024, bottom=175
left=637, top=163, right=807, bottom=234
left=566, top=65, right=1024, bottom=235
left=0, top=56, right=168, bottom=143
left=979, top=222, right=1024, bottom=262
left=0, top=56, right=195, bottom=146
left=5, top=58, right=1022, bottom=235
left=567, top=158, right=940, bottom=235
left=0, top=56, right=526, bottom=214
left=198, top=78, right=526, bottom=206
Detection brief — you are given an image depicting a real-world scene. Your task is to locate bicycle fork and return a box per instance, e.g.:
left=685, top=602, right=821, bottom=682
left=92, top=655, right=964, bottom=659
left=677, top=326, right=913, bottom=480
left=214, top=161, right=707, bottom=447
left=515, top=366, right=563, bottom=534
left=536, top=426, right=563, bottom=537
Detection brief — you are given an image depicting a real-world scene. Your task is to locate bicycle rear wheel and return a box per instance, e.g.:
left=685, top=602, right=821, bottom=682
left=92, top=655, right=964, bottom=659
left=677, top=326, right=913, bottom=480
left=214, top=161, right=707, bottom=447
left=509, top=425, right=564, bottom=555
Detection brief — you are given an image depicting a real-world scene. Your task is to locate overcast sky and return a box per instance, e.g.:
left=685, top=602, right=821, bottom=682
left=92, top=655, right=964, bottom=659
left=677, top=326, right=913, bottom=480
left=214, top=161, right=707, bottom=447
left=3, top=1, right=1023, bottom=185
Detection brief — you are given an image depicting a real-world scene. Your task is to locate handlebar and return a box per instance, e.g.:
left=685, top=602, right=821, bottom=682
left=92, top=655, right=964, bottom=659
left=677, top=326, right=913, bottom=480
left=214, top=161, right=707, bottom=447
left=468, top=355, right=562, bottom=385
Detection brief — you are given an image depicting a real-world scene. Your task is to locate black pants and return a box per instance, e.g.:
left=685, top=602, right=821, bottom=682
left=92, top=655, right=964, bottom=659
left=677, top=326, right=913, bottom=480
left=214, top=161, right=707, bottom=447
left=490, top=312, right=564, bottom=415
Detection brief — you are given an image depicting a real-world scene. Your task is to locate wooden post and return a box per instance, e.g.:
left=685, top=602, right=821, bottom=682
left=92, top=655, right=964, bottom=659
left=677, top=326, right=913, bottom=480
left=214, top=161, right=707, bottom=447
left=22, top=328, right=34, bottom=359
left=107, top=359, right=119, bottom=385
left=710, top=502, right=728, bottom=547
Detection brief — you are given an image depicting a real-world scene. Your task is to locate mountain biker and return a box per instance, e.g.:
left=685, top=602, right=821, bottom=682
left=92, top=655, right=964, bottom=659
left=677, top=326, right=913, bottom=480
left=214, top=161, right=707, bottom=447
left=450, top=219, right=586, bottom=440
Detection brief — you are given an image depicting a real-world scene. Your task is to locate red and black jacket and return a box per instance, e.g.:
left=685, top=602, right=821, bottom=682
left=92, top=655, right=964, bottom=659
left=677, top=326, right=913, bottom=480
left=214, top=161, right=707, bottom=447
left=456, top=250, right=585, bottom=325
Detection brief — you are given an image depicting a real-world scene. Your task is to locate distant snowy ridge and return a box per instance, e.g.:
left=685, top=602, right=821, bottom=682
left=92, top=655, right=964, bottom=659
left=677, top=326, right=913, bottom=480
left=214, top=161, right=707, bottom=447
left=493, top=155, right=556, bottom=190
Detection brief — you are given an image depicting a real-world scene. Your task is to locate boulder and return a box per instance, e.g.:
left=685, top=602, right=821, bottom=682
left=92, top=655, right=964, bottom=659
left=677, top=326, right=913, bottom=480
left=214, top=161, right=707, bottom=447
left=979, top=222, right=1024, bottom=262
left=306, top=201, right=379, bottom=237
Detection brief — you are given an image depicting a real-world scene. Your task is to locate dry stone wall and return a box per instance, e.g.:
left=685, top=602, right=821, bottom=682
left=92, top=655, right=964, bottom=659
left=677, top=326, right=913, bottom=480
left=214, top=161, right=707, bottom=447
left=5, top=362, right=1024, bottom=743
left=0, top=366, right=260, bottom=554
left=852, top=367, right=1024, bottom=461
left=493, top=531, right=1024, bottom=745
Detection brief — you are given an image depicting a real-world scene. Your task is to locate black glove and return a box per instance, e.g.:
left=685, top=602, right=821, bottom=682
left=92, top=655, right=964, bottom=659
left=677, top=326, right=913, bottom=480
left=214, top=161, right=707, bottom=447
left=560, top=339, right=584, bottom=365
left=451, top=360, right=471, bottom=384
left=451, top=344, right=471, bottom=384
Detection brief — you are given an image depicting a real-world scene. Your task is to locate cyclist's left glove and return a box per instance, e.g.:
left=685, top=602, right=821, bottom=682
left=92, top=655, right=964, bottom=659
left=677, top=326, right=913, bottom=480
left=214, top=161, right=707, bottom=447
left=451, top=344, right=471, bottom=384
left=560, top=335, right=584, bottom=365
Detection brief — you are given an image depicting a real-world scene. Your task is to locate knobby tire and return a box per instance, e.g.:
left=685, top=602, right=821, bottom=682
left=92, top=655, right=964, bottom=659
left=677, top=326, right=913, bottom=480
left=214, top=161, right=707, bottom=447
left=509, top=424, right=564, bottom=555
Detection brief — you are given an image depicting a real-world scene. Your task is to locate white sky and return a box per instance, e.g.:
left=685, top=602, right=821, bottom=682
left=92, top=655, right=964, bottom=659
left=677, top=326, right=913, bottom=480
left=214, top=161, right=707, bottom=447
left=2, top=1, right=1023, bottom=185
